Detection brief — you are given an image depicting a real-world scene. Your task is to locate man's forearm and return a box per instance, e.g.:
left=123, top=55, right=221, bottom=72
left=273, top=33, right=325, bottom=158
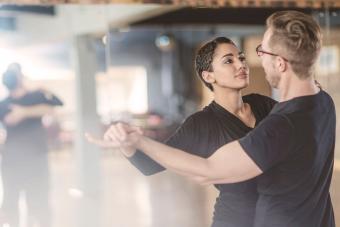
left=135, top=136, right=262, bottom=184
left=137, top=136, right=211, bottom=178
left=23, top=104, right=54, bottom=118
left=100, top=122, right=261, bottom=183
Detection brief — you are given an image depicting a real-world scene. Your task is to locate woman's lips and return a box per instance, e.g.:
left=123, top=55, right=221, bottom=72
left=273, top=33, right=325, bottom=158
left=236, top=72, right=248, bottom=79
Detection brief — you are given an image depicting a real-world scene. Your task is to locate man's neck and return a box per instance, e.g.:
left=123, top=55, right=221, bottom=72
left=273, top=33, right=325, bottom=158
left=278, top=74, right=320, bottom=102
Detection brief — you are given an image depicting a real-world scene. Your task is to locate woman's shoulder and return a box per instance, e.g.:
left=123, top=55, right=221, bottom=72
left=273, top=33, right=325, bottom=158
left=179, top=105, right=215, bottom=129
left=244, top=93, right=277, bottom=108
left=243, top=93, right=275, bottom=103
left=183, top=111, right=208, bottom=124
left=243, top=93, right=277, bottom=121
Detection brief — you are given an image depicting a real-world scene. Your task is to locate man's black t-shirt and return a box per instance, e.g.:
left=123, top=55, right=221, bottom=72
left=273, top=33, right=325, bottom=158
left=0, top=90, right=63, bottom=156
left=239, top=90, right=335, bottom=227
left=129, top=93, right=276, bottom=227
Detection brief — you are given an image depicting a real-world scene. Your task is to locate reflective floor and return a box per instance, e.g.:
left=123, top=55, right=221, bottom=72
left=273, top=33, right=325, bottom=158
left=29, top=149, right=210, bottom=227
left=1, top=149, right=339, bottom=227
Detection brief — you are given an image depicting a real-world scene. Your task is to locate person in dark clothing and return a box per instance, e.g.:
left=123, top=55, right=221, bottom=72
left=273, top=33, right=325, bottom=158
left=87, top=37, right=277, bottom=226
left=102, top=11, right=335, bottom=227
left=129, top=94, right=275, bottom=227
left=0, top=63, right=63, bottom=227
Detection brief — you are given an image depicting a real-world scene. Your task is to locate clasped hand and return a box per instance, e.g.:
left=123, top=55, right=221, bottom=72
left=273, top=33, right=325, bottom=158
left=86, top=122, right=143, bottom=150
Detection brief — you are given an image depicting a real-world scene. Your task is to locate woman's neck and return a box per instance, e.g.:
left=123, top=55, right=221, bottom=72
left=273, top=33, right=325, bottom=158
left=213, top=88, right=256, bottom=128
left=214, top=89, right=244, bottom=115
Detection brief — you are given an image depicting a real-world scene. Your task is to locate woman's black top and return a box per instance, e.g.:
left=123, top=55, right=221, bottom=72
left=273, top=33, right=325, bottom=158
left=128, top=93, right=276, bottom=227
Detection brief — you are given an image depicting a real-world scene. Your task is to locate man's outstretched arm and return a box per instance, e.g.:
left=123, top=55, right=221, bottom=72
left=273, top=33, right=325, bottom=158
left=91, top=113, right=293, bottom=184
left=132, top=113, right=294, bottom=184
left=136, top=135, right=262, bottom=184
left=4, top=104, right=55, bottom=126
left=101, top=122, right=262, bottom=184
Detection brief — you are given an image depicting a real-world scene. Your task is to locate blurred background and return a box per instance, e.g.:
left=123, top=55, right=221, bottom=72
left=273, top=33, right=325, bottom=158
left=0, top=1, right=339, bottom=227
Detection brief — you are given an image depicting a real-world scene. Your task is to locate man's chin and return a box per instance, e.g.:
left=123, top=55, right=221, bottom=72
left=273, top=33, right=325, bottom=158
left=270, top=82, right=279, bottom=89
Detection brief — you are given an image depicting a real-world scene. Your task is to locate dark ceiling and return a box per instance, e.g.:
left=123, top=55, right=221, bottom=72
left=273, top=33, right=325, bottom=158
left=0, top=5, right=55, bottom=15
left=131, top=7, right=339, bottom=26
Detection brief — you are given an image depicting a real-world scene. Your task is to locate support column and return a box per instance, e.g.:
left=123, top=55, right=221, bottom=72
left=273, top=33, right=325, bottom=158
left=71, top=34, right=101, bottom=227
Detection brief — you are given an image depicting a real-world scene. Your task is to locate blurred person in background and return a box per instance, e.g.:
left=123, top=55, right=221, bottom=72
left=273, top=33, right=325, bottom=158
left=87, top=37, right=277, bottom=227
left=0, top=63, right=63, bottom=227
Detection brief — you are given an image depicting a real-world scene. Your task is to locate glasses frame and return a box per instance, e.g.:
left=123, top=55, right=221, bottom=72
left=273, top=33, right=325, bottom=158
left=256, top=44, right=289, bottom=62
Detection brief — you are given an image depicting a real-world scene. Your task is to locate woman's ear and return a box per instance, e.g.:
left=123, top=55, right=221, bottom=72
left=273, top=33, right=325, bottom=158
left=202, top=71, right=215, bottom=84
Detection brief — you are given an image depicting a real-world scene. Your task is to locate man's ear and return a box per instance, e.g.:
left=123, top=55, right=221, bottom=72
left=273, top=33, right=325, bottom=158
left=277, top=57, right=287, bottom=73
left=202, top=71, right=215, bottom=84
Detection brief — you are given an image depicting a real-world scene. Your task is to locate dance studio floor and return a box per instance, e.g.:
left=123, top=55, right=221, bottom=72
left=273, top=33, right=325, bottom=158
left=49, top=149, right=213, bottom=227
left=1, top=149, right=339, bottom=227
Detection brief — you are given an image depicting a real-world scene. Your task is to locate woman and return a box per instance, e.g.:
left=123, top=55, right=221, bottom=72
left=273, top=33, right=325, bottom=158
left=89, top=37, right=276, bottom=227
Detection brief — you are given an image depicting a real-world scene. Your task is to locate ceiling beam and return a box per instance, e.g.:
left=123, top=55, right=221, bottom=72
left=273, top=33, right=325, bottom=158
left=0, top=1, right=338, bottom=8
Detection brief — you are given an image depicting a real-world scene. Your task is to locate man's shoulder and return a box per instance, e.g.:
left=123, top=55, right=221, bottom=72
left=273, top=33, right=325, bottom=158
left=320, top=90, right=335, bottom=107
left=258, top=113, right=295, bottom=131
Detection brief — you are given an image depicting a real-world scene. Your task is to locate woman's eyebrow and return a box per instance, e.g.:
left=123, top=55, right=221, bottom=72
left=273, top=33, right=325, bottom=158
left=221, top=53, right=234, bottom=59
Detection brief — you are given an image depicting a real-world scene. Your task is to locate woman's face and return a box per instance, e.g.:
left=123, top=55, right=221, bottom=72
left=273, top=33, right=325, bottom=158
left=209, top=43, right=250, bottom=91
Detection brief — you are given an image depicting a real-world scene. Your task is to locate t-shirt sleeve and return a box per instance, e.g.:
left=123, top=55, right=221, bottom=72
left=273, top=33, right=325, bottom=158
left=165, top=116, right=198, bottom=151
left=32, top=90, right=63, bottom=106
left=128, top=116, right=199, bottom=176
left=239, top=114, right=295, bottom=171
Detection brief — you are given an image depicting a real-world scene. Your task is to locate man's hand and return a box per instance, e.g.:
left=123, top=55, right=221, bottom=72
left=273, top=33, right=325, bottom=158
left=104, top=122, right=143, bottom=147
left=85, top=133, right=122, bottom=148
left=85, top=122, right=143, bottom=157
left=4, top=105, right=26, bottom=126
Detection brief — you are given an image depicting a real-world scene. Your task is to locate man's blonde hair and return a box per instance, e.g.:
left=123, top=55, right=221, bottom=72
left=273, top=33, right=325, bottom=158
left=266, top=11, right=322, bottom=78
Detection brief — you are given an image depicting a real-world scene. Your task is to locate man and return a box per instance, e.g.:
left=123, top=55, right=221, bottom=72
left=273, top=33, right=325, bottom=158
left=0, top=63, right=63, bottom=227
left=97, top=11, right=335, bottom=227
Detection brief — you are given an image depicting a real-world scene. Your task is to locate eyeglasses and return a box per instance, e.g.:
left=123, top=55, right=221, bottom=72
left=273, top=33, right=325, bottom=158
left=256, top=44, right=289, bottom=62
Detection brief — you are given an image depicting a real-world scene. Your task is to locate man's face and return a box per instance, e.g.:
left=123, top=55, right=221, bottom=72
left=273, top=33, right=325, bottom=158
left=260, top=29, right=281, bottom=88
